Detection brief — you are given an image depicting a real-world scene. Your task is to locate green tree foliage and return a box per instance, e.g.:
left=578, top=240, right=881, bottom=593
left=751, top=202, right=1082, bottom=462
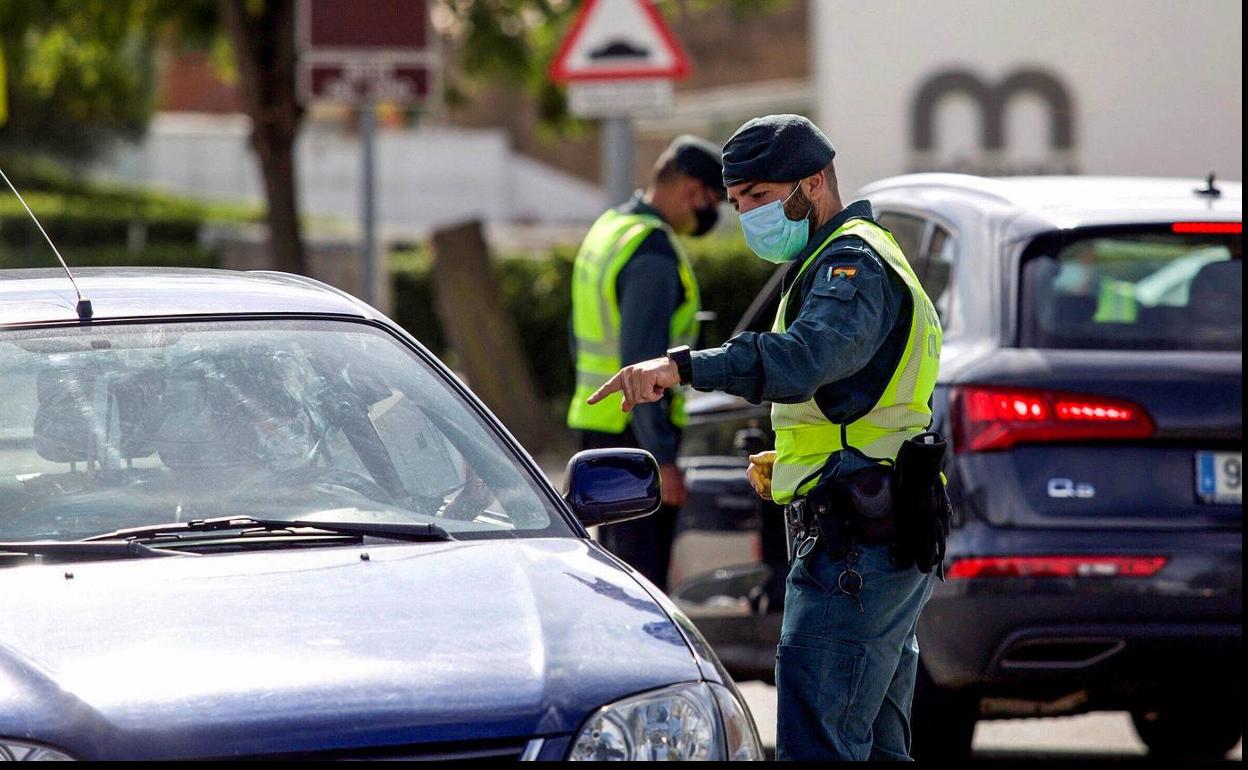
left=0, top=0, right=191, bottom=160
left=437, top=0, right=788, bottom=128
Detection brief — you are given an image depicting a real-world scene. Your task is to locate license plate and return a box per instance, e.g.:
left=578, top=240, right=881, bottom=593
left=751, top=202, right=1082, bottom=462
left=1195, top=452, right=1242, bottom=505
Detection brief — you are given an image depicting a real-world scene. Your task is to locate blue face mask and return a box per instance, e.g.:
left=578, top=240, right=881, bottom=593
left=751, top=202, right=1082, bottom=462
left=739, top=184, right=811, bottom=264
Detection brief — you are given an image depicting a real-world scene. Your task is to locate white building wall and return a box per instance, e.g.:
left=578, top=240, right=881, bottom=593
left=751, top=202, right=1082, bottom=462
left=812, top=0, right=1243, bottom=195
left=99, top=113, right=608, bottom=234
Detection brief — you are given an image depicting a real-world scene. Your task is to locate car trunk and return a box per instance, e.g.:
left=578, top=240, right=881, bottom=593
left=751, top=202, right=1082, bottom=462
left=952, top=349, right=1242, bottom=529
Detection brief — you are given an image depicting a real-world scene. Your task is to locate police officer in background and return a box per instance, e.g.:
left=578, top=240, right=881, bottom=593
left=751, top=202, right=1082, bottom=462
left=567, top=135, right=725, bottom=589
left=588, top=115, right=944, bottom=760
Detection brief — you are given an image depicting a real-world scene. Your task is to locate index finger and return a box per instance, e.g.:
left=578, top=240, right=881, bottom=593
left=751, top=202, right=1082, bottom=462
left=586, top=371, right=624, bottom=405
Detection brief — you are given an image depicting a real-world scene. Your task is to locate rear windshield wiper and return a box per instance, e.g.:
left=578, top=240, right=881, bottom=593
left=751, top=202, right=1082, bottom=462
left=0, top=540, right=187, bottom=561
left=81, top=516, right=452, bottom=544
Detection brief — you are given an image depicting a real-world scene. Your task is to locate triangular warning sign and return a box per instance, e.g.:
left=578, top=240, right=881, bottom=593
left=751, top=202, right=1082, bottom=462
left=550, top=0, right=690, bottom=83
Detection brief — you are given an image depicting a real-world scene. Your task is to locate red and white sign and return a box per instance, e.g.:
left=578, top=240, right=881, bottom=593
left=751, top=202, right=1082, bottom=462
left=549, top=0, right=690, bottom=83
left=298, top=0, right=438, bottom=106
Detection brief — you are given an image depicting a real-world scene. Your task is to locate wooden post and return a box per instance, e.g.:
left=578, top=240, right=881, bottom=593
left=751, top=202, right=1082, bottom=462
left=429, top=220, right=556, bottom=453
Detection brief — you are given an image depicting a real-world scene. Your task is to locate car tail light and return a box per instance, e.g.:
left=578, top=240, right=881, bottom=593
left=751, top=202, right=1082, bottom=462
left=1170, top=222, right=1241, bottom=234
left=947, top=555, right=1167, bottom=579
left=951, top=386, right=1154, bottom=452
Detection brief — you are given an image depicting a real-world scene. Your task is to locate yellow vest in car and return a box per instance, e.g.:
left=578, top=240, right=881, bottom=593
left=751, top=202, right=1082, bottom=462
left=1094, top=278, right=1138, bottom=323
left=567, top=210, right=700, bottom=433
left=770, top=218, right=943, bottom=504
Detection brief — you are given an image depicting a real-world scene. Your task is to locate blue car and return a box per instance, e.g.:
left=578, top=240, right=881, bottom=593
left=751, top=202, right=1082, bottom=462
left=0, top=268, right=762, bottom=761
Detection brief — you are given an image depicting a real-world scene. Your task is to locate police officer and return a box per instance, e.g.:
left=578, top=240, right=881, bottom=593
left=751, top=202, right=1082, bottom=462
left=587, top=115, right=943, bottom=760
left=567, top=135, right=725, bottom=589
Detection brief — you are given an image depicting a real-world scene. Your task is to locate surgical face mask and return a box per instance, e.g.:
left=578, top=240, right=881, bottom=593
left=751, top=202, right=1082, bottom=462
left=739, top=184, right=811, bottom=263
left=692, top=201, right=720, bottom=237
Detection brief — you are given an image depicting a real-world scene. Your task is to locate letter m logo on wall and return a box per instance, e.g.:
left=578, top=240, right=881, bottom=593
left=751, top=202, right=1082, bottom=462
left=910, top=68, right=1076, bottom=174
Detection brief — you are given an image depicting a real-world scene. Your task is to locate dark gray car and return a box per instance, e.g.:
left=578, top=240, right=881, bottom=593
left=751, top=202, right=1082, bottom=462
left=668, top=174, right=1242, bottom=759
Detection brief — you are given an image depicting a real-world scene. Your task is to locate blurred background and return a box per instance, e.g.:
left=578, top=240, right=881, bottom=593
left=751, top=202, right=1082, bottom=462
left=0, top=0, right=1241, bottom=458
left=0, top=2, right=1242, bottom=757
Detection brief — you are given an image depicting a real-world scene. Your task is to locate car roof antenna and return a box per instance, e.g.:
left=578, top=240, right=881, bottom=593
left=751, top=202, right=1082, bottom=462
left=1194, top=172, right=1222, bottom=198
left=0, top=165, right=93, bottom=320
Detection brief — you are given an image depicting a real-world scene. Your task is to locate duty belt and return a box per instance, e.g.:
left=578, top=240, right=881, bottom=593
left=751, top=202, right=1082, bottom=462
left=784, top=496, right=865, bottom=614
left=784, top=496, right=852, bottom=563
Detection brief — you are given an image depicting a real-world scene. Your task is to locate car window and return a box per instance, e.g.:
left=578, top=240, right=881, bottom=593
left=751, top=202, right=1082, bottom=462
left=733, top=265, right=787, bottom=335
left=1020, top=228, right=1242, bottom=351
left=0, top=320, right=570, bottom=541
left=876, top=212, right=926, bottom=268
left=923, top=225, right=956, bottom=327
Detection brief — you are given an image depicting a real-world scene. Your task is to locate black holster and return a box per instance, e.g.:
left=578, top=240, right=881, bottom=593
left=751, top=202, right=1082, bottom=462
left=891, top=432, right=953, bottom=575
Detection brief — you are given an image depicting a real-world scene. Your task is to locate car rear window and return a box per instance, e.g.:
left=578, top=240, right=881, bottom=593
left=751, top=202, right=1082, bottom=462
left=1019, top=226, right=1242, bottom=351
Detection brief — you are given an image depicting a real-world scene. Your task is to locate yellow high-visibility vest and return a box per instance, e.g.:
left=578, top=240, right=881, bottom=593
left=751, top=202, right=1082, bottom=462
left=567, top=209, right=700, bottom=433
left=770, top=218, right=943, bottom=503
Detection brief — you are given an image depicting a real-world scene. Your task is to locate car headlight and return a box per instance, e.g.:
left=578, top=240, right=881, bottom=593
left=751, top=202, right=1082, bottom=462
left=710, top=681, right=765, bottom=761
left=0, top=740, right=76, bottom=761
left=569, top=682, right=763, bottom=761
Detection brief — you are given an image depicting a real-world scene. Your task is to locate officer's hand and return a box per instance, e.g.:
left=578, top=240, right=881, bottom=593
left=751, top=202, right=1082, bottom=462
left=746, top=451, right=776, bottom=501
left=659, top=463, right=688, bottom=507
left=586, top=357, right=680, bottom=412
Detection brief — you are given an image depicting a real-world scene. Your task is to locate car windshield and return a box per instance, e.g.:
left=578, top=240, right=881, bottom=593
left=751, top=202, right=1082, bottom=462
left=0, top=319, right=570, bottom=542
left=1020, top=227, right=1242, bottom=351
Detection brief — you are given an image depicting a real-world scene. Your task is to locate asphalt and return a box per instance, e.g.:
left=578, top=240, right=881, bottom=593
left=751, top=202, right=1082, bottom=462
left=737, top=681, right=1244, bottom=760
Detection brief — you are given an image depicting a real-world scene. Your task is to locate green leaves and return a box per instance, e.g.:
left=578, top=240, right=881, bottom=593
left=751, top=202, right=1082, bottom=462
left=0, top=0, right=187, bottom=159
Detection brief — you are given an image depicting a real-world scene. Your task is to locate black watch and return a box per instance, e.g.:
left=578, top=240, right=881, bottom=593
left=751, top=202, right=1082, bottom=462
left=666, top=345, right=693, bottom=386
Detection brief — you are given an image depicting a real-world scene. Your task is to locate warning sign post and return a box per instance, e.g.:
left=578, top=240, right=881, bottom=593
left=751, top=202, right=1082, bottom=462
left=550, top=0, right=691, bottom=202
left=297, top=0, right=436, bottom=309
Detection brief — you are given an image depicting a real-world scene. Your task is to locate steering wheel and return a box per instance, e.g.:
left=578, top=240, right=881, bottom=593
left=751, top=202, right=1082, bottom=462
left=260, top=465, right=398, bottom=507
left=437, top=476, right=495, bottom=521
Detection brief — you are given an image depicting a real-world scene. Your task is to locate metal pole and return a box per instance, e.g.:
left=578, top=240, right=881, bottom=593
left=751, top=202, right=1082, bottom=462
left=360, top=101, right=378, bottom=307
left=602, top=116, right=635, bottom=206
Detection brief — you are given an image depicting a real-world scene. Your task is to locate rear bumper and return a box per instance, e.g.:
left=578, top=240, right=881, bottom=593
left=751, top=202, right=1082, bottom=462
left=921, top=523, right=1242, bottom=706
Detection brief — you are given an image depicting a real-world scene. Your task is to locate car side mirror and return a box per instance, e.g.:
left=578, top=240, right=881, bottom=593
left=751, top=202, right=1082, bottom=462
left=670, top=563, right=773, bottom=617
left=733, top=427, right=769, bottom=456
left=563, top=448, right=660, bottom=528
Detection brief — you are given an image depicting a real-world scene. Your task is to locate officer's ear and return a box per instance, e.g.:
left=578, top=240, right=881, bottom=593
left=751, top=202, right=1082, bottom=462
left=803, top=169, right=828, bottom=201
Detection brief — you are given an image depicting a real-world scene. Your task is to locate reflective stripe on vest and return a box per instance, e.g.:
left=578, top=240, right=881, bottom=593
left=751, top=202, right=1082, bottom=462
left=769, top=219, right=943, bottom=504
left=567, top=209, right=701, bottom=433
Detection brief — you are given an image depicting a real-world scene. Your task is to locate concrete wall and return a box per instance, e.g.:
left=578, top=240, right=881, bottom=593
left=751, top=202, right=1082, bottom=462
left=99, top=113, right=608, bottom=234
left=812, top=0, right=1243, bottom=195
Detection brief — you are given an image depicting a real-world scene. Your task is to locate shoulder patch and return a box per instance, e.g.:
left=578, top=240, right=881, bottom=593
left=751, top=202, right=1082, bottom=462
left=828, top=265, right=859, bottom=280
left=811, top=275, right=859, bottom=301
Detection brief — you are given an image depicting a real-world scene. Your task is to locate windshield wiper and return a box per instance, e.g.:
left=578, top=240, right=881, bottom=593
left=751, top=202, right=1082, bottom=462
left=0, top=540, right=187, bottom=560
left=81, top=516, right=452, bottom=544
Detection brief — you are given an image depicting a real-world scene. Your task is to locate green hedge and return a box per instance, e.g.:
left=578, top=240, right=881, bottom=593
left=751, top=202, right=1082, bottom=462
left=389, top=231, right=775, bottom=411
left=0, top=158, right=261, bottom=250
left=0, top=242, right=216, bottom=270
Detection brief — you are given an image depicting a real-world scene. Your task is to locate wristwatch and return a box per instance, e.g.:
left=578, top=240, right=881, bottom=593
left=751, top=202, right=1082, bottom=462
left=666, top=345, right=693, bottom=385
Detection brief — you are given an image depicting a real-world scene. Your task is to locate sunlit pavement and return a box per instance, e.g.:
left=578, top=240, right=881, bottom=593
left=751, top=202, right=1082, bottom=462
left=736, top=681, right=1244, bottom=761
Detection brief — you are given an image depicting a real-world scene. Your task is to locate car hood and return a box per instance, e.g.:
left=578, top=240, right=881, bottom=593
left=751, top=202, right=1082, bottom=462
left=0, top=538, right=700, bottom=759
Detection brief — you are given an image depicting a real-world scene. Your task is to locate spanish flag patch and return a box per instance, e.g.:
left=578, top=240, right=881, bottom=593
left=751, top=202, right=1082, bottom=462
left=828, top=265, right=859, bottom=280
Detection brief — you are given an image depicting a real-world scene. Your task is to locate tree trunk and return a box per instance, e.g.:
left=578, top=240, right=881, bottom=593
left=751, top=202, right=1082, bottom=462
left=430, top=220, right=558, bottom=454
left=220, top=0, right=306, bottom=275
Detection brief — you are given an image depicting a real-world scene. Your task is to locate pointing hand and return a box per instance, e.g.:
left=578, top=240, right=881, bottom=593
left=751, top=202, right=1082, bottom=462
left=587, top=357, right=681, bottom=412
